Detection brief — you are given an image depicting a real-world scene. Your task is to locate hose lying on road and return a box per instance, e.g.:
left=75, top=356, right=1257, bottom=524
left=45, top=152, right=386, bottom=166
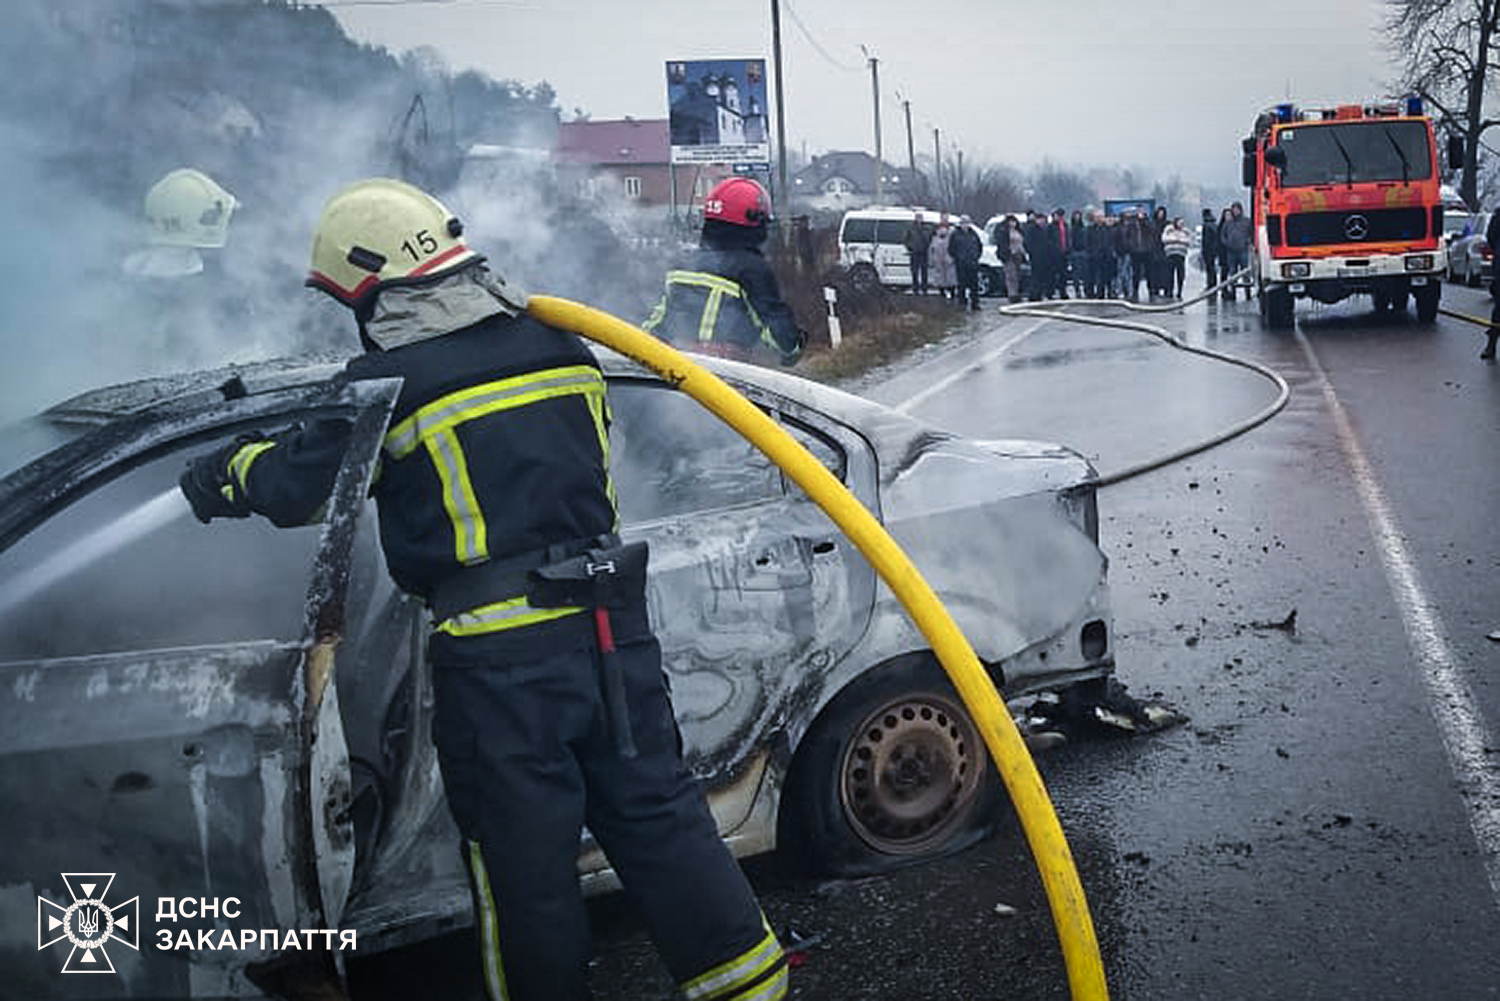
left=528, top=294, right=1111, bottom=1001
left=998, top=268, right=1290, bottom=487
left=1437, top=305, right=1499, bottom=330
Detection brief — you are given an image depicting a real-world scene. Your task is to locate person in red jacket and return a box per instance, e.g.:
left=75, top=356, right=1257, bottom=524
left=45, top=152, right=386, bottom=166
left=179, top=177, right=786, bottom=1001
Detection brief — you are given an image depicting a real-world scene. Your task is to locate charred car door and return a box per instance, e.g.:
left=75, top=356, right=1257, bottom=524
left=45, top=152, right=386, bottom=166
left=606, top=377, right=878, bottom=804
left=0, top=376, right=398, bottom=998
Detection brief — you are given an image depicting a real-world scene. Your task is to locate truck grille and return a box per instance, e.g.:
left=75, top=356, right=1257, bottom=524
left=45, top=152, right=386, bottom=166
left=1284, top=207, right=1428, bottom=247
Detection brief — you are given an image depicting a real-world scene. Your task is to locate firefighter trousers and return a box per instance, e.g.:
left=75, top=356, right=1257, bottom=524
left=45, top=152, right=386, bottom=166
left=428, top=596, right=786, bottom=1001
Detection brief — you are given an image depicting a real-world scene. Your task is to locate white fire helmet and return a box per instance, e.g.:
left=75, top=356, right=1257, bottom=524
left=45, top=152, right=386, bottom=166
left=144, top=168, right=238, bottom=248
left=305, top=177, right=481, bottom=311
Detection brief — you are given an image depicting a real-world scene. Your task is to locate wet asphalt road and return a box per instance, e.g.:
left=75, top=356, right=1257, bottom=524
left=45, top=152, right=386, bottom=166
left=360, top=280, right=1500, bottom=1000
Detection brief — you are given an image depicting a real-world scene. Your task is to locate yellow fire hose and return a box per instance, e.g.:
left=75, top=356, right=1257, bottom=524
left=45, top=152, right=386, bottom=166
left=1437, top=305, right=1499, bottom=329
left=527, top=295, right=1109, bottom=1001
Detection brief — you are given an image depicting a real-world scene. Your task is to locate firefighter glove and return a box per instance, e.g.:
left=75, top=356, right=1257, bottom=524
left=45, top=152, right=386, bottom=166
left=179, top=435, right=261, bottom=523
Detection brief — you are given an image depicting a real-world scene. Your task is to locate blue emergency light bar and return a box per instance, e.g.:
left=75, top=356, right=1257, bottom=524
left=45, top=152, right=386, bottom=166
left=1406, top=95, right=1424, bottom=116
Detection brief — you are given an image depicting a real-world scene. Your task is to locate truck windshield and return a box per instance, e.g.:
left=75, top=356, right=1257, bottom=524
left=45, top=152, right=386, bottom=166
left=1275, top=120, right=1432, bottom=187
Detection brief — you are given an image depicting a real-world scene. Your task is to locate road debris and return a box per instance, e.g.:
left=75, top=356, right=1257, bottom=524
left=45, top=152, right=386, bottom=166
left=1251, top=608, right=1298, bottom=633
left=781, top=925, right=826, bottom=969
left=1013, top=679, right=1185, bottom=741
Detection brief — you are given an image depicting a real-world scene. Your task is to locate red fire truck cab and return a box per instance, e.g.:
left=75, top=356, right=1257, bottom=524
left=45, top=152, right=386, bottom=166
left=1241, top=97, right=1465, bottom=329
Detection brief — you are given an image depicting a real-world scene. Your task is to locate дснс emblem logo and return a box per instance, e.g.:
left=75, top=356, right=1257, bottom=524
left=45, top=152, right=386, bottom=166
left=37, top=873, right=139, bottom=973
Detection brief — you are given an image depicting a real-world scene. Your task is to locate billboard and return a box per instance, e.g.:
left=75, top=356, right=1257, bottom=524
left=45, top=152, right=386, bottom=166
left=1103, top=197, right=1157, bottom=218
left=666, top=58, right=770, bottom=165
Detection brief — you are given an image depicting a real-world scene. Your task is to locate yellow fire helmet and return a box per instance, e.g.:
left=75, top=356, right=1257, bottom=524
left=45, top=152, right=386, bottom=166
left=144, top=168, right=238, bottom=248
left=306, top=177, right=482, bottom=310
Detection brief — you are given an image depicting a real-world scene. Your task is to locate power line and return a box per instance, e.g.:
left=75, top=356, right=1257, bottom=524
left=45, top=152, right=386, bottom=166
left=317, top=1, right=536, bottom=8
left=782, top=0, right=863, bottom=72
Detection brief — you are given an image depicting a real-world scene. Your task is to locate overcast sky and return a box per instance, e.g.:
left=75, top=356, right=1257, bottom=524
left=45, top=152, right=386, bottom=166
left=334, top=0, right=1397, bottom=190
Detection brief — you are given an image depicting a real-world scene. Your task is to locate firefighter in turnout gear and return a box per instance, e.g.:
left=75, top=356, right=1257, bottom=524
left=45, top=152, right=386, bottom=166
left=643, top=176, right=806, bottom=364
left=178, top=178, right=787, bottom=1001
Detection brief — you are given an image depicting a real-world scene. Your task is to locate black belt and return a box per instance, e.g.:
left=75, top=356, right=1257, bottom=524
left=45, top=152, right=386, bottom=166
left=428, top=533, right=620, bottom=622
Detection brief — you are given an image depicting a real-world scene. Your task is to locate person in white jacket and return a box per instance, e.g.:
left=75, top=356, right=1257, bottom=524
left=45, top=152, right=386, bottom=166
left=928, top=216, right=957, bottom=300
left=1161, top=216, right=1192, bottom=298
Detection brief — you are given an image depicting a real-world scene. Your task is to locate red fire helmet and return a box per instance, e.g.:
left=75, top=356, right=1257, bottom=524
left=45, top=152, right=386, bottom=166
left=703, top=177, right=770, bottom=228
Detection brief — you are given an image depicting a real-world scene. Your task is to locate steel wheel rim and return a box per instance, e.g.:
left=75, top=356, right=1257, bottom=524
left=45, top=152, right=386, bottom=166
left=838, top=691, right=984, bottom=855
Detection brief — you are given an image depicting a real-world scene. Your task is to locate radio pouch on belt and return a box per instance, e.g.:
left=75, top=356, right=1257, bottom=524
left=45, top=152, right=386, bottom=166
left=524, top=539, right=648, bottom=609
left=527, top=540, right=649, bottom=758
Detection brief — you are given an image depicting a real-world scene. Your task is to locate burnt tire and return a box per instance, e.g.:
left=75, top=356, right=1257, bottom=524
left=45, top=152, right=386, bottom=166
left=780, top=655, right=1003, bottom=877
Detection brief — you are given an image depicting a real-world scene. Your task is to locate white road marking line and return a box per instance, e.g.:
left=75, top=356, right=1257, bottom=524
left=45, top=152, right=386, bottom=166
left=1298, top=330, right=1500, bottom=906
left=893, top=317, right=1050, bottom=414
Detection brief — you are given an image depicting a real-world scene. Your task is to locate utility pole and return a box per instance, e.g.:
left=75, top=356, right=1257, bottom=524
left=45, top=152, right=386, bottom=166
left=932, top=126, right=941, bottom=203
left=901, top=95, right=915, bottom=203
left=864, top=49, right=883, bottom=204
left=770, top=0, right=789, bottom=221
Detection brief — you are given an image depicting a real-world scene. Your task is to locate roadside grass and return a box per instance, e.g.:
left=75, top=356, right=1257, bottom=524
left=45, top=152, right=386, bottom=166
left=769, top=249, right=973, bottom=385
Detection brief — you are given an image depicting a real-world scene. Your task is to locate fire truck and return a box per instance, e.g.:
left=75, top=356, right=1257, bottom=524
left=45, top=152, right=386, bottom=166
left=1240, top=97, right=1464, bottom=329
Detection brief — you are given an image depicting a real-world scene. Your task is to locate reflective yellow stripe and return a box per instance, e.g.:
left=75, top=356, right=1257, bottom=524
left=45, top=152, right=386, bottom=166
left=426, top=429, right=486, bottom=564
left=700, top=287, right=724, bottom=343
left=585, top=389, right=619, bottom=526
left=227, top=440, right=275, bottom=493
left=382, top=365, right=611, bottom=564
left=386, top=366, right=605, bottom=459
left=467, top=840, right=510, bottom=1001
left=436, top=596, right=585, bottom=637
left=738, top=964, right=788, bottom=1001
left=658, top=270, right=778, bottom=351
left=681, top=922, right=784, bottom=1001
left=666, top=269, right=743, bottom=297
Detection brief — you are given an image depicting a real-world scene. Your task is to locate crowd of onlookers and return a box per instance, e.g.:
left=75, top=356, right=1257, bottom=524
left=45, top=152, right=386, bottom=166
left=902, top=202, right=1256, bottom=305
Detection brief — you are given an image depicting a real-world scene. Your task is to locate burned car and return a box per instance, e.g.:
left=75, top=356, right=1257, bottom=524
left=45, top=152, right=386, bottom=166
left=0, top=351, right=1112, bottom=996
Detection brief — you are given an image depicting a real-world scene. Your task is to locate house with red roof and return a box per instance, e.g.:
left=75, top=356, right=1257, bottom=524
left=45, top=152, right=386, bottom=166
left=552, top=117, right=734, bottom=216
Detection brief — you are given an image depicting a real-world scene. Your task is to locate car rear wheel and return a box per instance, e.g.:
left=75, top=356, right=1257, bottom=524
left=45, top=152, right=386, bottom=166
left=1467, top=259, right=1481, bottom=287
left=847, top=263, right=880, bottom=297
left=780, top=655, right=1001, bottom=877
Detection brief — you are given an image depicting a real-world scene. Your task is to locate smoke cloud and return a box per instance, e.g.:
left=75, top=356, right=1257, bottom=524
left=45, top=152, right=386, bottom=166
left=0, top=1, right=676, bottom=432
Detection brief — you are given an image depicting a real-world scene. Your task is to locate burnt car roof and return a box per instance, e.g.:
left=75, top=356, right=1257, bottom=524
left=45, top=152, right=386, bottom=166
left=28, top=347, right=1097, bottom=505
left=42, top=354, right=354, bottom=427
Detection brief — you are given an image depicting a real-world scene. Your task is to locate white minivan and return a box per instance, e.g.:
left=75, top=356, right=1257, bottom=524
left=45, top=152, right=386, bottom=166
left=838, top=205, right=964, bottom=295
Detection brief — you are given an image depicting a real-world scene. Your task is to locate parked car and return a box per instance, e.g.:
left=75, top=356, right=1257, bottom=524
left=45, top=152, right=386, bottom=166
left=0, top=350, right=1114, bottom=996
left=1442, top=206, right=1473, bottom=251
left=837, top=205, right=963, bottom=295
left=1447, top=211, right=1493, bottom=287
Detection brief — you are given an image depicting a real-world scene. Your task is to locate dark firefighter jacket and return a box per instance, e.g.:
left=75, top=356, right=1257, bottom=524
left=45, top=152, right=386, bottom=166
left=221, top=313, right=617, bottom=635
left=642, top=223, right=801, bottom=359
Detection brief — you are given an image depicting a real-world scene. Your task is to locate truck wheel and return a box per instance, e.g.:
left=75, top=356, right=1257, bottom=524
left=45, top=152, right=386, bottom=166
left=1264, top=287, right=1294, bottom=329
left=1415, top=283, right=1440, bottom=323
left=847, top=263, right=880, bottom=297
left=780, top=655, right=1002, bottom=877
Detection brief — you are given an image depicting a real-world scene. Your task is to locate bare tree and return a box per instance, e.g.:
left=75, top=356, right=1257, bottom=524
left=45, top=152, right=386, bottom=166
left=1386, top=0, right=1500, bottom=208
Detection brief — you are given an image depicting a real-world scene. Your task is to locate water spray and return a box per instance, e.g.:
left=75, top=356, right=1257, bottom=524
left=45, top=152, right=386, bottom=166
left=0, top=487, right=193, bottom=613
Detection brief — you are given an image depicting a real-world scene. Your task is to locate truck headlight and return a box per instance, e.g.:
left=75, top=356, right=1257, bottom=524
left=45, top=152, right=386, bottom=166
left=1405, top=255, right=1434, bottom=271
left=1280, top=262, right=1312, bottom=279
